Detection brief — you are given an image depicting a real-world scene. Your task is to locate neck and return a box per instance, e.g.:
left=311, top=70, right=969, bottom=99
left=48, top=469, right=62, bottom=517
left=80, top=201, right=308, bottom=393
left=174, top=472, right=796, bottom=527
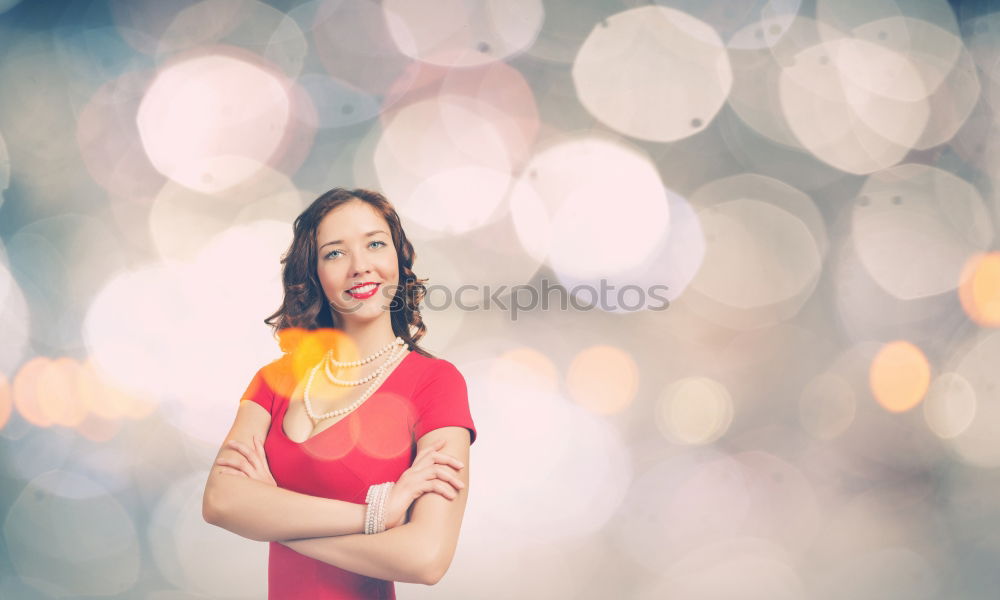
left=338, top=315, right=401, bottom=360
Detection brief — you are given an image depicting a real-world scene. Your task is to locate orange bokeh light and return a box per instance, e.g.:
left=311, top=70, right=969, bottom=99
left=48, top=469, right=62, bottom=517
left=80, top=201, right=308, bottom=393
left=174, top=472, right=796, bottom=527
left=0, top=372, right=11, bottom=431
left=38, top=357, right=90, bottom=428
left=13, top=356, right=55, bottom=428
left=869, top=340, right=931, bottom=413
left=959, top=252, right=1000, bottom=327
left=566, top=345, right=638, bottom=415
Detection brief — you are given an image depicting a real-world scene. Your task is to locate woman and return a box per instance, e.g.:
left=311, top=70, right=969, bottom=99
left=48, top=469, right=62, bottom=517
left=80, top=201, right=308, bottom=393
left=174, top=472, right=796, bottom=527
left=202, top=188, right=477, bottom=599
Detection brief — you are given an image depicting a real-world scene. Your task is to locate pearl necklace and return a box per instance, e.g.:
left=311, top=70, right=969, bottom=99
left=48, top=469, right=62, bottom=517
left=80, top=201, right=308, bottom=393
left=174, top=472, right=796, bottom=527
left=324, top=337, right=406, bottom=386
left=304, top=342, right=408, bottom=422
left=328, top=336, right=404, bottom=368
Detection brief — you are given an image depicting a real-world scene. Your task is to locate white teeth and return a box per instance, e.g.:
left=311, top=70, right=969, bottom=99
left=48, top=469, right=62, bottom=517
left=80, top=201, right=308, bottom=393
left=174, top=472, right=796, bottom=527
left=350, top=283, right=377, bottom=294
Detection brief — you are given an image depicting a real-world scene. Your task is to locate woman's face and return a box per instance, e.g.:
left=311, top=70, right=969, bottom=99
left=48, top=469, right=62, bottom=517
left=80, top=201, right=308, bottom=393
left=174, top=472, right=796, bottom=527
left=315, top=199, right=399, bottom=325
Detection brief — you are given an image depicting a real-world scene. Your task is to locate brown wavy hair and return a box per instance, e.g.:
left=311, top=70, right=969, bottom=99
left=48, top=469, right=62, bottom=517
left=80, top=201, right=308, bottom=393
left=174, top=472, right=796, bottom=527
left=264, top=188, right=434, bottom=358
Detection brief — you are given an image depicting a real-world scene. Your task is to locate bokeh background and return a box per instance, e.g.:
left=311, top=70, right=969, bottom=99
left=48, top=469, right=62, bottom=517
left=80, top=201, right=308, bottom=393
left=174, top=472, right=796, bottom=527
left=2, top=0, right=1000, bottom=597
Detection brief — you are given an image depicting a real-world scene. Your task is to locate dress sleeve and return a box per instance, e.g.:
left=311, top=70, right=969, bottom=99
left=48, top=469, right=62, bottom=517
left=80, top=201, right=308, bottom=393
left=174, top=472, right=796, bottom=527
left=240, top=366, right=275, bottom=414
left=412, top=360, right=477, bottom=445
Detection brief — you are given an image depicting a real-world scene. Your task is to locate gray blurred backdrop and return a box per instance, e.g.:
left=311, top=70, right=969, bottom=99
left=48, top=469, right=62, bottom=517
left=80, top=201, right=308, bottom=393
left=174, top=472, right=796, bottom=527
left=2, top=0, right=1000, bottom=598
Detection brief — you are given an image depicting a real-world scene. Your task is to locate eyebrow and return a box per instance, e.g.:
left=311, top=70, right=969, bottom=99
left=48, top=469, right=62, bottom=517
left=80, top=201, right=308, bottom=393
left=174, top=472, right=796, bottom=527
left=320, top=230, right=389, bottom=249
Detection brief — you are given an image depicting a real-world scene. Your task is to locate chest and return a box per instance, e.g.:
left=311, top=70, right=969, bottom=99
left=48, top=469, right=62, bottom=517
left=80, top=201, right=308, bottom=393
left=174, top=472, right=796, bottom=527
left=264, top=373, right=422, bottom=500
left=281, top=375, right=372, bottom=444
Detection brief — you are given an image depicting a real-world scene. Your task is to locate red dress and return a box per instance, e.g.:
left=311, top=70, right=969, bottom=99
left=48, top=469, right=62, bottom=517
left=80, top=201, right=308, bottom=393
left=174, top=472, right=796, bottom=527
left=239, top=350, right=477, bottom=599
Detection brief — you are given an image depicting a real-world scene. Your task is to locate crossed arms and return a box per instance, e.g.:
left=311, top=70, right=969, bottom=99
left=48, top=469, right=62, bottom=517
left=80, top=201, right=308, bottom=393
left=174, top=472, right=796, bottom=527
left=202, top=400, right=471, bottom=585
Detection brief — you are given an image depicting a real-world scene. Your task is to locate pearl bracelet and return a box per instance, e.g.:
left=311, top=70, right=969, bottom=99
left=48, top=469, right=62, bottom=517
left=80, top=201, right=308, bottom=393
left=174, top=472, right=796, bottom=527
left=364, top=482, right=393, bottom=534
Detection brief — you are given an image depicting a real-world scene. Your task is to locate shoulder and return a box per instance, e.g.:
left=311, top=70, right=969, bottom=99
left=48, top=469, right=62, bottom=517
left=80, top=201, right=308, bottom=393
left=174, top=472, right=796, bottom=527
left=407, top=352, right=477, bottom=443
left=406, top=353, right=467, bottom=399
left=411, top=353, right=465, bottom=384
left=252, top=354, right=298, bottom=397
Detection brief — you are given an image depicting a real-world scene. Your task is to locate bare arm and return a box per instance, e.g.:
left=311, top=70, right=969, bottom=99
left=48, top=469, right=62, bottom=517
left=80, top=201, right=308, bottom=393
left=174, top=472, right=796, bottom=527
left=202, top=400, right=368, bottom=541
left=278, top=426, right=472, bottom=586
left=280, top=521, right=436, bottom=585
left=205, top=473, right=370, bottom=542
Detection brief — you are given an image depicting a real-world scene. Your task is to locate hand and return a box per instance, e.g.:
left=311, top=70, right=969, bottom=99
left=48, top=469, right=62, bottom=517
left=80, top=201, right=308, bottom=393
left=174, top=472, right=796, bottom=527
left=382, top=439, right=465, bottom=530
left=215, top=436, right=277, bottom=487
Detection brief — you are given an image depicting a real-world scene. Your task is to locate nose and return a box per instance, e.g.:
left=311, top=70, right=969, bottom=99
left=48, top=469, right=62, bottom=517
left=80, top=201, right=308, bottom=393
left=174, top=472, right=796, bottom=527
left=350, top=253, right=373, bottom=278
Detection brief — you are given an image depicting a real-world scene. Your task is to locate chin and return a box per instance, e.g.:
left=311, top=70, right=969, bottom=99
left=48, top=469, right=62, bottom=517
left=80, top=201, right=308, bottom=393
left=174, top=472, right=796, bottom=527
left=341, top=307, right=387, bottom=324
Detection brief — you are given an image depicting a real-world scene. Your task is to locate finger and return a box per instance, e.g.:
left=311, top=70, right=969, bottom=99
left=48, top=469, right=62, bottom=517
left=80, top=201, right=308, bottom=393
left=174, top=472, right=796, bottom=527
left=419, top=479, right=455, bottom=500
left=218, top=454, right=254, bottom=473
left=249, top=436, right=260, bottom=462
left=413, top=439, right=446, bottom=464
left=435, top=465, right=466, bottom=489
left=226, top=440, right=253, bottom=462
left=433, top=452, right=465, bottom=470
left=410, top=445, right=436, bottom=470
left=216, top=454, right=250, bottom=467
left=420, top=465, right=461, bottom=492
left=216, top=459, right=251, bottom=475
left=418, top=439, right=447, bottom=457
left=215, top=457, right=244, bottom=468
left=216, top=465, right=248, bottom=477
left=434, top=480, right=457, bottom=500
left=230, top=440, right=261, bottom=472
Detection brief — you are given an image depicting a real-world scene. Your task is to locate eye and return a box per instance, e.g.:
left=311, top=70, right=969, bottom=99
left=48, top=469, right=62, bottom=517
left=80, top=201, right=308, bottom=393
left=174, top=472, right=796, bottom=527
left=324, top=241, right=385, bottom=260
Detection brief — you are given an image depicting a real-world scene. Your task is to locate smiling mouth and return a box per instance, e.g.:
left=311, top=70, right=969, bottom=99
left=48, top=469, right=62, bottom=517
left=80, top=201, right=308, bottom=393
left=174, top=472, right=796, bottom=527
left=347, top=283, right=380, bottom=298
